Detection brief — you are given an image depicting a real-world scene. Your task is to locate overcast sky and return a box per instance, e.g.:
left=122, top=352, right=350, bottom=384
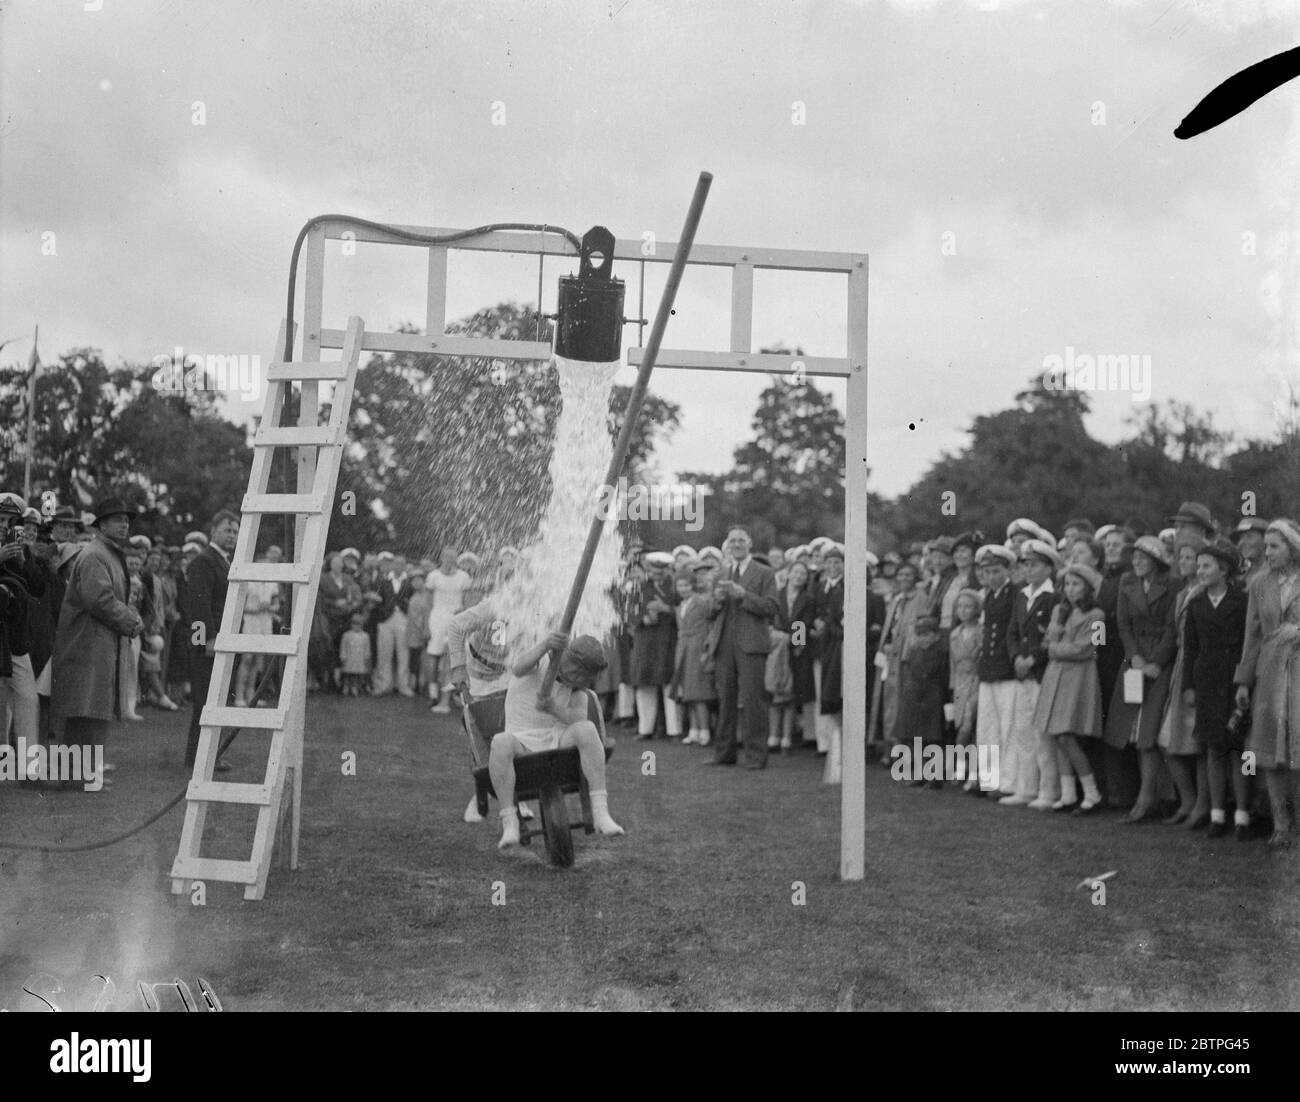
left=3, top=0, right=1298, bottom=498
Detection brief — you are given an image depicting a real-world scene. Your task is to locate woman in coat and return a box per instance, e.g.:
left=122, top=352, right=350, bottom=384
left=1183, top=538, right=1251, bottom=838
left=49, top=502, right=144, bottom=754
left=674, top=565, right=717, bottom=746
left=1233, top=518, right=1300, bottom=848
left=630, top=551, right=680, bottom=740
left=814, top=545, right=846, bottom=782
left=774, top=558, right=816, bottom=748
left=313, top=551, right=361, bottom=691
left=1103, top=535, right=1178, bottom=822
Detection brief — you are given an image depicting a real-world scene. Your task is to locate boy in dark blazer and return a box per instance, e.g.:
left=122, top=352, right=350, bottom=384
left=1005, top=539, right=1063, bottom=807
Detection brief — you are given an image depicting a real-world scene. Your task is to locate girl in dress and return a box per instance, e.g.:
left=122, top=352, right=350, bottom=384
left=772, top=560, right=817, bottom=754
left=1183, top=538, right=1251, bottom=839
left=233, top=553, right=280, bottom=708
left=630, top=551, right=680, bottom=740
left=674, top=566, right=717, bottom=746
left=950, top=589, right=982, bottom=790
left=426, top=546, right=473, bottom=711
left=1033, top=562, right=1105, bottom=814
left=1157, top=538, right=1209, bottom=825
left=119, top=546, right=150, bottom=721
left=1233, top=518, right=1300, bottom=848
left=339, top=611, right=372, bottom=696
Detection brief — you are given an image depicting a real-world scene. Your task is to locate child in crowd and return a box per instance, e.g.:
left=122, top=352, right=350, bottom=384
left=897, top=614, right=948, bottom=787
left=339, top=611, right=373, bottom=697
left=948, top=589, right=982, bottom=781
left=1033, top=562, right=1105, bottom=814
left=673, top=567, right=716, bottom=746
left=119, top=546, right=148, bottom=721
left=404, top=568, right=433, bottom=695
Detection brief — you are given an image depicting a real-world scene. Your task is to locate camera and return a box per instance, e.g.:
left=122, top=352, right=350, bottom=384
left=1226, top=703, right=1251, bottom=738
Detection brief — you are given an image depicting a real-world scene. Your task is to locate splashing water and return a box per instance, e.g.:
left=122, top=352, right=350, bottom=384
left=489, top=355, right=624, bottom=656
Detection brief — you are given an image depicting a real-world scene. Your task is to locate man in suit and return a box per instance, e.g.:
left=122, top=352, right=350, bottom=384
left=706, top=526, right=780, bottom=769
left=185, top=509, right=240, bottom=770
left=372, top=552, right=414, bottom=696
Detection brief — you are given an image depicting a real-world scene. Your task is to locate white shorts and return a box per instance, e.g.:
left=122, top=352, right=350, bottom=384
left=507, top=726, right=564, bottom=754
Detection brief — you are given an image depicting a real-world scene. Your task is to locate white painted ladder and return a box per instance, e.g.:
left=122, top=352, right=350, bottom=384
left=170, top=316, right=365, bottom=900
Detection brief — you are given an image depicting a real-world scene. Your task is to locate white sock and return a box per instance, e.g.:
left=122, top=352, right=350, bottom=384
left=1210, top=809, right=1226, bottom=824
left=1234, top=809, right=1250, bottom=826
left=464, top=795, right=483, bottom=823
left=590, top=790, right=624, bottom=836
left=498, top=807, right=520, bottom=848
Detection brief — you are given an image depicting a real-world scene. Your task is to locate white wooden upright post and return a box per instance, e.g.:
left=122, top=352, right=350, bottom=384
left=841, top=259, right=869, bottom=881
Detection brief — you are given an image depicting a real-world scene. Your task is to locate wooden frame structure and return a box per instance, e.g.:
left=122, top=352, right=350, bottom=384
left=290, top=222, right=868, bottom=884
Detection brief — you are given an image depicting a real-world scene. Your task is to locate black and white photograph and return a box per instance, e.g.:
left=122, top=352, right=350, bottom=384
left=1, top=0, right=1298, bottom=1044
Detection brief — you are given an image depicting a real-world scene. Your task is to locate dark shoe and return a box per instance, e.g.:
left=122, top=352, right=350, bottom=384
left=1121, top=805, right=1160, bottom=825
left=1183, top=812, right=1210, bottom=830
left=1267, top=830, right=1293, bottom=849
left=1071, top=800, right=1100, bottom=816
left=1162, top=808, right=1191, bottom=826
left=635, top=733, right=656, bottom=742
left=1235, top=823, right=1254, bottom=842
left=743, top=762, right=766, bottom=771
left=1205, top=821, right=1229, bottom=838
left=704, top=758, right=736, bottom=767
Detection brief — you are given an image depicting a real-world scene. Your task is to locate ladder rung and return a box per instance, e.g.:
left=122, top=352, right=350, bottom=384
left=254, top=425, right=343, bottom=446
left=171, top=857, right=257, bottom=885
left=202, top=706, right=287, bottom=729
left=265, top=360, right=351, bottom=382
left=227, top=561, right=313, bottom=584
left=241, top=492, right=327, bottom=515
left=186, top=780, right=273, bottom=805
left=214, top=632, right=299, bottom=656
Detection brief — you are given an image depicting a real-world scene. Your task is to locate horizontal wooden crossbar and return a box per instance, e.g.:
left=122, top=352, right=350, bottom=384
left=171, top=857, right=257, bottom=885
left=312, top=220, right=864, bottom=273
left=186, top=781, right=274, bottom=805
left=213, top=632, right=299, bottom=656
left=227, top=561, right=313, bottom=584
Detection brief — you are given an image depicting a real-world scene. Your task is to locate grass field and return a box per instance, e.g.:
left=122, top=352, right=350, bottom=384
left=1, top=693, right=1297, bottom=1011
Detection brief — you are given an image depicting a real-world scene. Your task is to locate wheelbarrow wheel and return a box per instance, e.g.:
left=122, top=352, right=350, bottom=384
left=538, top=784, right=574, bottom=868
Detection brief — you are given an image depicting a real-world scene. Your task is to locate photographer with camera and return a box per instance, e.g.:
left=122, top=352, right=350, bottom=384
left=0, top=492, right=48, bottom=773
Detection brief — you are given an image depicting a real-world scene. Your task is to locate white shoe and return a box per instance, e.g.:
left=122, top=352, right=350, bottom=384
left=398, top=688, right=415, bottom=698
left=1028, top=797, right=1054, bottom=811
left=498, top=822, right=520, bottom=849
left=430, top=700, right=451, bottom=714
left=998, top=794, right=1032, bottom=806
left=463, top=796, right=483, bottom=823
left=681, top=731, right=698, bottom=745
left=698, top=732, right=711, bottom=747
left=233, top=697, right=248, bottom=708
left=123, top=712, right=144, bottom=722
left=594, top=814, right=625, bottom=837
left=156, top=696, right=179, bottom=711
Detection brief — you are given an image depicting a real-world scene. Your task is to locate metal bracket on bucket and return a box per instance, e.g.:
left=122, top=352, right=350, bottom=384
left=554, top=226, right=626, bottom=363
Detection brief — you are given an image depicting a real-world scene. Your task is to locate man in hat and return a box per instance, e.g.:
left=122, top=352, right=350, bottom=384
left=1169, top=501, right=1215, bottom=543
left=48, top=505, right=82, bottom=547
left=973, top=544, right=1018, bottom=796
left=49, top=497, right=143, bottom=786
left=184, top=509, right=240, bottom=771
left=1229, top=517, right=1269, bottom=585
left=924, top=536, right=960, bottom=628
left=1, top=492, right=48, bottom=771
left=707, top=526, right=780, bottom=769
left=491, top=631, right=623, bottom=848
left=1004, top=539, right=1063, bottom=808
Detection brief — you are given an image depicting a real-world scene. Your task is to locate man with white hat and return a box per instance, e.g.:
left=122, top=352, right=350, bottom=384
left=1004, top=539, right=1063, bottom=808
left=972, top=544, right=1018, bottom=796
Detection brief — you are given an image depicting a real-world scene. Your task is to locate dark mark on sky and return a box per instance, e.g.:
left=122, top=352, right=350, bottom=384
left=1176, top=44, right=1300, bottom=139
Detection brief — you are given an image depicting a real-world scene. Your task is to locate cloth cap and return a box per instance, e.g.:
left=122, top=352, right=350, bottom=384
left=644, top=550, right=673, bottom=568
left=564, top=634, right=608, bottom=674
left=184, top=531, right=209, bottom=546
left=1169, top=501, right=1214, bottom=531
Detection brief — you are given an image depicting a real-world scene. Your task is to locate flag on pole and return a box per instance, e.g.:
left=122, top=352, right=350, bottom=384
left=25, top=337, right=41, bottom=384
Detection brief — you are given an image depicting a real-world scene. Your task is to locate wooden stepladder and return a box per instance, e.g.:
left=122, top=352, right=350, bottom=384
left=170, top=316, right=365, bottom=900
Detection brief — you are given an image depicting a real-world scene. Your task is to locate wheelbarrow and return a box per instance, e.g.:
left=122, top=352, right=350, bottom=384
left=463, top=689, right=614, bottom=868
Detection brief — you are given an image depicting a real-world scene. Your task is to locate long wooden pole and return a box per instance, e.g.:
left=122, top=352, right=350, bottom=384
left=541, top=171, right=712, bottom=692
left=23, top=324, right=38, bottom=501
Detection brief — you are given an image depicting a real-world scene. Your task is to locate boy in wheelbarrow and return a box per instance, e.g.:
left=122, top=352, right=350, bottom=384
left=493, top=630, right=625, bottom=849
